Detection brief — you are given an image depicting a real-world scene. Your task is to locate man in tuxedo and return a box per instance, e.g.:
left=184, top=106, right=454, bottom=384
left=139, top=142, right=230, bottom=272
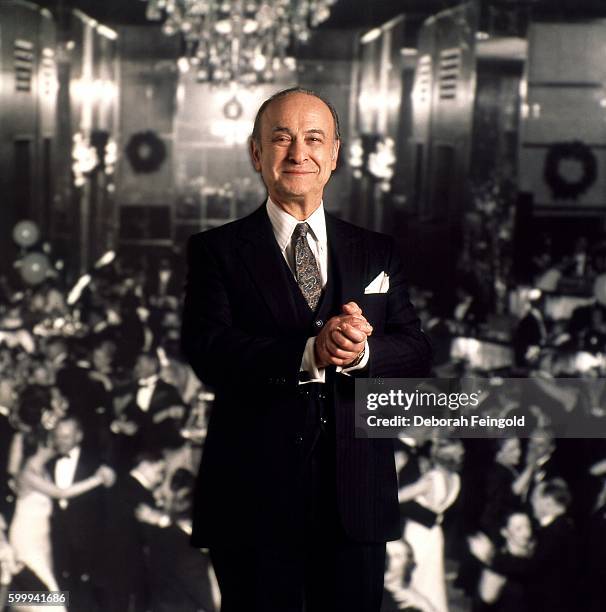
left=470, top=478, right=578, bottom=612
left=48, top=416, right=115, bottom=610
left=106, top=450, right=167, bottom=612
left=181, top=88, right=432, bottom=611
left=147, top=469, right=217, bottom=612
left=112, top=352, right=185, bottom=466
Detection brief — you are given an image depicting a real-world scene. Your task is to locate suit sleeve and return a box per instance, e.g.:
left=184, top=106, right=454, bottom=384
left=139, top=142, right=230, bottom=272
left=181, top=234, right=308, bottom=388
left=365, top=237, right=432, bottom=378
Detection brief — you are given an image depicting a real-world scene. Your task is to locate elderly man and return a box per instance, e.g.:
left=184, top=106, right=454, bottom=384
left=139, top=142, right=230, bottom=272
left=181, top=87, right=431, bottom=612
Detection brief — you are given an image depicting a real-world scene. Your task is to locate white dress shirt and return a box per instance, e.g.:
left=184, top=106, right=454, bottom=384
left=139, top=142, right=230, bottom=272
left=266, top=198, right=369, bottom=383
left=136, top=375, right=159, bottom=411
left=55, top=446, right=81, bottom=508
left=55, top=446, right=80, bottom=489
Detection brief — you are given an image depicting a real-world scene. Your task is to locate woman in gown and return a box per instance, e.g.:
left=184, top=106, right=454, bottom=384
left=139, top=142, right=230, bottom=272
left=8, top=436, right=109, bottom=610
left=403, top=439, right=464, bottom=612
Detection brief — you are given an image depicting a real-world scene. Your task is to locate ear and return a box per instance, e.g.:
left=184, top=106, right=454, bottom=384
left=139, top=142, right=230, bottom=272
left=250, top=138, right=262, bottom=172
left=331, top=139, right=340, bottom=170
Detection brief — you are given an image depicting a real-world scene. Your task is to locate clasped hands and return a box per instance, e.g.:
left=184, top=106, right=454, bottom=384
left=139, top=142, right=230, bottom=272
left=95, top=465, right=116, bottom=488
left=314, top=302, right=373, bottom=368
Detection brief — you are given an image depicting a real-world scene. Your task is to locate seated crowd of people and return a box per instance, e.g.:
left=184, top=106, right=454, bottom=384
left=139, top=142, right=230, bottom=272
left=0, top=249, right=606, bottom=612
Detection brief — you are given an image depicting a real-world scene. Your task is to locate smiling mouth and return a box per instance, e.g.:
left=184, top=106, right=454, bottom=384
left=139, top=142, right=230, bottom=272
left=283, top=171, right=315, bottom=175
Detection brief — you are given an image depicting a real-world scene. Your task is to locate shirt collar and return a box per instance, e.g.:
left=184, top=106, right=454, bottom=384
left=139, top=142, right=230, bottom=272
left=131, top=468, right=154, bottom=491
left=58, top=446, right=80, bottom=462
left=539, top=512, right=562, bottom=527
left=266, top=197, right=327, bottom=253
left=138, top=374, right=159, bottom=387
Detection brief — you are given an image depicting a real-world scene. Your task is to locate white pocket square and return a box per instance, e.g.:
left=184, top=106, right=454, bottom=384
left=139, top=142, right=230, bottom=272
left=364, top=271, right=389, bottom=294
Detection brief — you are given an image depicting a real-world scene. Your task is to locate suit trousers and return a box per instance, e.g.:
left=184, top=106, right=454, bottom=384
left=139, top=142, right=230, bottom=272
left=209, top=388, right=386, bottom=612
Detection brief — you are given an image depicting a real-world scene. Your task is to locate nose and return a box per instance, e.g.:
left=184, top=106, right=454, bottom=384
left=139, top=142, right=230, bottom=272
left=287, top=139, right=308, bottom=164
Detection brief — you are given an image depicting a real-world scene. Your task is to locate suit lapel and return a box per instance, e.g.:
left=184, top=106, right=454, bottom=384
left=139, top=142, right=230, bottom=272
left=237, top=206, right=299, bottom=330
left=325, top=212, right=365, bottom=306
left=73, top=448, right=91, bottom=482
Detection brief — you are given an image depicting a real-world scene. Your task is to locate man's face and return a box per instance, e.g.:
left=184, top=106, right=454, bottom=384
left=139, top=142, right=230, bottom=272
left=530, top=484, right=552, bottom=519
left=53, top=420, right=82, bottom=455
left=250, top=93, right=340, bottom=207
left=497, top=437, right=521, bottom=467
left=46, top=340, right=66, bottom=361
left=434, top=440, right=465, bottom=471
left=502, top=513, right=532, bottom=548
left=32, top=364, right=51, bottom=386
left=145, top=461, right=166, bottom=489
left=92, top=343, right=114, bottom=372
left=529, top=433, right=553, bottom=459
left=135, top=355, right=158, bottom=380
left=386, top=540, right=416, bottom=584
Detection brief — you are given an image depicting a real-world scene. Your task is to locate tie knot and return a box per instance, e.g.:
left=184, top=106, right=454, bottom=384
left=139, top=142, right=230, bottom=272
left=293, top=223, right=310, bottom=240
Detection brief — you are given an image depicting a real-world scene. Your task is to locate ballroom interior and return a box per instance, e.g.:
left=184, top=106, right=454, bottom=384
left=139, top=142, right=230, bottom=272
left=3, top=1, right=606, bottom=611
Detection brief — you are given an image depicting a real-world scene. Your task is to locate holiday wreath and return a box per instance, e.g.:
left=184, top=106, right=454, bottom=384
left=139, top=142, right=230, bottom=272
left=543, top=140, right=597, bottom=200
left=125, top=130, right=166, bottom=173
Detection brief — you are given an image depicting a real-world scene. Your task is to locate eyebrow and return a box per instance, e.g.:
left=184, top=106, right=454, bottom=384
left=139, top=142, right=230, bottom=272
left=271, top=127, right=327, bottom=137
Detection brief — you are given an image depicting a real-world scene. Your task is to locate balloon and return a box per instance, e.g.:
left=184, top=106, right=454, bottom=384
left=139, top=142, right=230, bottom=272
left=594, top=274, right=606, bottom=306
left=12, top=220, right=40, bottom=247
left=94, top=250, right=116, bottom=269
left=19, top=253, right=50, bottom=285
left=67, top=274, right=92, bottom=305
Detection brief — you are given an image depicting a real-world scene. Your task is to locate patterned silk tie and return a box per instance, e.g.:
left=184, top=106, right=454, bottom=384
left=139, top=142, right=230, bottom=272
left=292, top=222, right=322, bottom=310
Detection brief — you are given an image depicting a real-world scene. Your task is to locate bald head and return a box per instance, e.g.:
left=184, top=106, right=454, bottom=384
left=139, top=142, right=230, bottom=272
left=251, top=87, right=340, bottom=147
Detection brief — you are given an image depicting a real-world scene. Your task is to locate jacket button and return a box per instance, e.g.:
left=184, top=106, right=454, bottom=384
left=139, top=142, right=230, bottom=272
left=315, top=320, right=323, bottom=328
left=294, top=435, right=304, bottom=445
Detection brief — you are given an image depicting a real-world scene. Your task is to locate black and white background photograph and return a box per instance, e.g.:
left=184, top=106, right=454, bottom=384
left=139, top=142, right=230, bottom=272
left=1, top=0, right=606, bottom=610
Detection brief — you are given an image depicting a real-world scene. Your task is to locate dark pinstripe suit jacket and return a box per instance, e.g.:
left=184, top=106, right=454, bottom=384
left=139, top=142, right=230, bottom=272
left=181, top=205, right=432, bottom=547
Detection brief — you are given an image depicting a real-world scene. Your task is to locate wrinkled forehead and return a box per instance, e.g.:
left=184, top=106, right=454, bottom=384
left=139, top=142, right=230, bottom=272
left=261, top=93, right=336, bottom=136
left=55, top=422, right=79, bottom=437
left=508, top=513, right=530, bottom=528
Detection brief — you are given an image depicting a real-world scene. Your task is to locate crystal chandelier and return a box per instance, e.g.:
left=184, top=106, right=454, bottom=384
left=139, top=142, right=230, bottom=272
left=141, top=0, right=338, bottom=84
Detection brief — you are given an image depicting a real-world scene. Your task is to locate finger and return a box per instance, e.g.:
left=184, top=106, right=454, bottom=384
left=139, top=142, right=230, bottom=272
left=326, top=335, right=354, bottom=358
left=331, top=337, right=364, bottom=356
left=328, top=314, right=367, bottom=330
left=325, top=337, right=359, bottom=360
left=335, top=316, right=371, bottom=336
left=331, top=334, right=365, bottom=356
left=341, top=301, right=362, bottom=315
left=340, top=314, right=370, bottom=326
left=336, top=323, right=371, bottom=342
left=335, top=323, right=368, bottom=344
